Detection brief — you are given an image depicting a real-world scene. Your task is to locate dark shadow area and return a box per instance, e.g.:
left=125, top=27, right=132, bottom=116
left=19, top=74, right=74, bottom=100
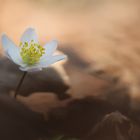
left=0, top=58, right=69, bottom=99
left=0, top=94, right=47, bottom=140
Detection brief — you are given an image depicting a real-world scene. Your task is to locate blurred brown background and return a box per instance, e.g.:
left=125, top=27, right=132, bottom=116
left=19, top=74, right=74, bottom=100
left=1, top=0, right=140, bottom=99
left=1, top=0, right=140, bottom=139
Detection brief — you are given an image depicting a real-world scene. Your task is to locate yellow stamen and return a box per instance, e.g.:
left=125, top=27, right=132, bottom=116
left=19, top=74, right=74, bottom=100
left=20, top=40, right=45, bottom=65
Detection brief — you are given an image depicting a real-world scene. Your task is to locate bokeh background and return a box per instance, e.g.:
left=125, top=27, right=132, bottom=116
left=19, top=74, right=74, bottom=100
left=1, top=0, right=140, bottom=140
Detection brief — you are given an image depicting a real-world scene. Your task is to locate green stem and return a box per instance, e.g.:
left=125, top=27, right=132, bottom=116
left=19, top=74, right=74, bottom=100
left=14, top=72, right=27, bottom=98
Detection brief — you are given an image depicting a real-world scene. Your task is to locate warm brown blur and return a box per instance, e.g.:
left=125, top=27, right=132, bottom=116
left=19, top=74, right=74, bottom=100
left=1, top=0, right=140, bottom=98
left=1, top=0, right=140, bottom=139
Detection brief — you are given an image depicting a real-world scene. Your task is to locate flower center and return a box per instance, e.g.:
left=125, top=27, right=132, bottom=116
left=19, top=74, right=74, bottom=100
left=20, top=40, right=45, bottom=65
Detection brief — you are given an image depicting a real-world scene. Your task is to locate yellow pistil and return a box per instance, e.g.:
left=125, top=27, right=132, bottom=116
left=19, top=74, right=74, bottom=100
left=20, top=40, right=45, bottom=65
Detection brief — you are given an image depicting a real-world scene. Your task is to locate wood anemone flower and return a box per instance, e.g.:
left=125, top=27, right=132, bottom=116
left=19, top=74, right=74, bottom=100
left=1, top=28, right=66, bottom=72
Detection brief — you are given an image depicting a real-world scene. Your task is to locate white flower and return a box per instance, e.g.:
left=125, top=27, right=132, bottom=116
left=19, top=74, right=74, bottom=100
left=1, top=28, right=67, bottom=72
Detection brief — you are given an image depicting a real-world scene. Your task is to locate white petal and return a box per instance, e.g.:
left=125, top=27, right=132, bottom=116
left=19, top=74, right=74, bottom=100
left=19, top=65, right=42, bottom=72
left=7, top=47, right=23, bottom=66
left=1, top=34, right=16, bottom=53
left=43, top=40, right=58, bottom=56
left=4, top=51, right=11, bottom=59
left=1, top=34, right=23, bottom=65
left=20, top=54, right=66, bottom=72
left=39, top=55, right=67, bottom=68
left=20, top=28, right=38, bottom=44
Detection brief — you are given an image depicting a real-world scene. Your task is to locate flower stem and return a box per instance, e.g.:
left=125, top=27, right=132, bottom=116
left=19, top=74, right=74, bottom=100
left=14, top=72, right=27, bottom=98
